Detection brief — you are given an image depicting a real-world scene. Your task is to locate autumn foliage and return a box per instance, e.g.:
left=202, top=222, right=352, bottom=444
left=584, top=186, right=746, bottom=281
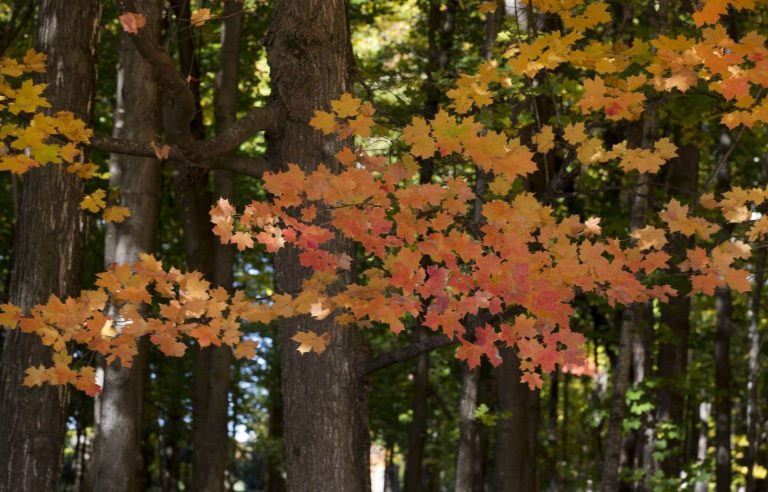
left=3, top=0, right=768, bottom=394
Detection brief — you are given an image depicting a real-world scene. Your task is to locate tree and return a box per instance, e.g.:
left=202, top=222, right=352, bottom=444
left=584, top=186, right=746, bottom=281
left=4, top=0, right=768, bottom=490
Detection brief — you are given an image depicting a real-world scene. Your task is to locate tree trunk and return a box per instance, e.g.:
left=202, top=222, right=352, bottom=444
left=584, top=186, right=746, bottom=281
left=494, top=347, right=539, bottom=492
left=454, top=365, right=480, bottom=492
left=745, top=157, right=768, bottom=492
left=657, top=144, right=699, bottom=478
left=190, top=1, right=242, bottom=490
left=88, top=2, right=162, bottom=490
left=601, top=112, right=655, bottom=492
left=404, top=329, right=430, bottom=492
left=714, top=143, right=733, bottom=492
left=0, top=1, right=99, bottom=490
left=266, top=2, right=370, bottom=490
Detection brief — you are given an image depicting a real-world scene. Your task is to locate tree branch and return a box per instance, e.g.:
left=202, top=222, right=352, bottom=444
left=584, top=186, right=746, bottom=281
left=363, top=333, right=457, bottom=377
left=89, top=136, right=272, bottom=178
left=117, top=0, right=279, bottom=162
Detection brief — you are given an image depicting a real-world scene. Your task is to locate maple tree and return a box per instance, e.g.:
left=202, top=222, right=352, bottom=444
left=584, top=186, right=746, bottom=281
left=0, top=0, right=765, bottom=394
left=4, top=0, right=768, bottom=489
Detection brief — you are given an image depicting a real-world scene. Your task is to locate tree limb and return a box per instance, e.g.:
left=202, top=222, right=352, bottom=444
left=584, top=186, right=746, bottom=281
left=117, top=0, right=279, bottom=162
left=90, top=136, right=272, bottom=178
left=363, top=333, right=457, bottom=377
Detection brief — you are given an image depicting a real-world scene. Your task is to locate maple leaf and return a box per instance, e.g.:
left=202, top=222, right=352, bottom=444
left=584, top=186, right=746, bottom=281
left=118, top=12, right=147, bottom=34
left=235, top=340, right=258, bottom=360
left=291, top=330, right=331, bottom=354
left=403, top=116, right=435, bottom=159
left=521, top=371, right=544, bottom=390
left=80, top=189, right=106, bottom=213
left=190, top=8, right=212, bottom=27
left=583, top=217, right=602, bottom=236
left=631, top=226, right=667, bottom=250
left=331, top=93, right=362, bottom=118
left=230, top=231, right=255, bottom=251
left=8, top=79, right=50, bottom=114
left=478, top=1, right=498, bottom=14
left=151, top=140, right=171, bottom=160
left=23, top=364, right=50, bottom=387
left=103, top=206, right=132, bottom=223
left=532, top=125, right=555, bottom=154
left=309, top=110, right=337, bottom=135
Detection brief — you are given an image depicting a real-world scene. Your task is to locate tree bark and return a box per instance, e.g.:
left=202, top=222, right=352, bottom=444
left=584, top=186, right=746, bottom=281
left=454, top=365, right=480, bottom=492
left=88, top=2, right=162, bottom=490
left=404, top=328, right=430, bottom=492
left=714, top=142, right=733, bottom=492
left=266, top=2, right=370, bottom=490
left=0, top=1, right=99, bottom=490
left=601, top=113, right=655, bottom=492
left=656, top=144, right=699, bottom=478
left=190, top=2, right=242, bottom=490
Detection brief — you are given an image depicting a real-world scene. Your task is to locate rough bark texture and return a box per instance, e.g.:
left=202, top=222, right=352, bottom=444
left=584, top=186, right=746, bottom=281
left=87, top=2, right=162, bottom=490
left=190, top=2, right=242, bottom=490
left=266, top=2, right=370, bottom=491
left=0, top=1, right=99, bottom=490
left=454, top=365, right=480, bottom=492
left=494, top=347, right=539, bottom=492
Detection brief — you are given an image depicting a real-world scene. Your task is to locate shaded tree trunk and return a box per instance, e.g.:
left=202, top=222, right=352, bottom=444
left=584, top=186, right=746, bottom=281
left=266, top=2, right=370, bottom=490
left=454, top=365, right=480, bottom=492
left=656, top=144, right=699, bottom=478
left=88, top=2, right=162, bottom=490
left=494, top=347, right=539, bottom=492
left=714, top=143, right=733, bottom=492
left=190, top=1, right=243, bottom=490
left=404, top=328, right=430, bottom=492
left=0, top=1, right=100, bottom=490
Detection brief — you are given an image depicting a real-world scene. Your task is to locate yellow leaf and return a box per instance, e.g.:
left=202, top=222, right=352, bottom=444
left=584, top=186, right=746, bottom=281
left=8, top=79, right=50, bottom=114
left=331, top=93, right=362, bottom=118
left=103, top=206, right=132, bottom=223
left=309, top=110, right=337, bottom=135
left=80, top=189, right=106, bottom=213
left=478, top=1, right=498, bottom=14
left=532, top=125, right=555, bottom=154
left=291, top=330, right=331, bottom=354
left=190, top=8, right=212, bottom=27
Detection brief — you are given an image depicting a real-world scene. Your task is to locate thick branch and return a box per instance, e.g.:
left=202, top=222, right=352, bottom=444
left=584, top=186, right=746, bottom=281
left=90, top=136, right=271, bottom=178
left=363, top=334, right=456, bottom=377
left=118, top=0, right=278, bottom=161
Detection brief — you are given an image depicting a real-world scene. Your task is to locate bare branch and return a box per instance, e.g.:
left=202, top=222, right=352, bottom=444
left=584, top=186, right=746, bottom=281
left=117, top=0, right=279, bottom=161
left=89, top=136, right=271, bottom=178
left=363, top=333, right=457, bottom=377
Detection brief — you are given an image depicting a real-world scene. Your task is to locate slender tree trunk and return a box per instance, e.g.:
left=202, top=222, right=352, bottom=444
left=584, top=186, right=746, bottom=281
left=0, top=1, right=99, bottom=490
left=266, top=2, right=370, bottom=490
left=454, top=365, right=480, bottom=492
left=657, top=144, right=699, bottom=478
left=601, top=106, right=657, bottom=491
left=190, top=2, right=243, bottom=490
left=714, top=287, right=732, bottom=492
left=404, top=329, right=430, bottom=492
left=494, top=347, right=539, bottom=492
left=745, top=158, right=768, bottom=492
left=714, top=144, right=733, bottom=492
left=88, top=2, right=162, bottom=490
left=693, top=401, right=711, bottom=492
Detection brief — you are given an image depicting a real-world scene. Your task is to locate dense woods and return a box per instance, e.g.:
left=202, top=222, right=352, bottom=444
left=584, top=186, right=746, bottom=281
left=3, top=0, right=768, bottom=491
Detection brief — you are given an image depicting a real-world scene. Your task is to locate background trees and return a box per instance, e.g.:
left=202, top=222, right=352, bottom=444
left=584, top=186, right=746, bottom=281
left=2, top=1, right=768, bottom=491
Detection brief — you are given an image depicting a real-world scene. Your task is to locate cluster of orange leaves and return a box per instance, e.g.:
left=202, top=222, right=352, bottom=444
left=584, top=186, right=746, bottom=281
left=3, top=0, right=768, bottom=393
left=0, top=255, right=259, bottom=395
left=210, top=84, right=761, bottom=388
left=474, top=0, right=768, bottom=127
